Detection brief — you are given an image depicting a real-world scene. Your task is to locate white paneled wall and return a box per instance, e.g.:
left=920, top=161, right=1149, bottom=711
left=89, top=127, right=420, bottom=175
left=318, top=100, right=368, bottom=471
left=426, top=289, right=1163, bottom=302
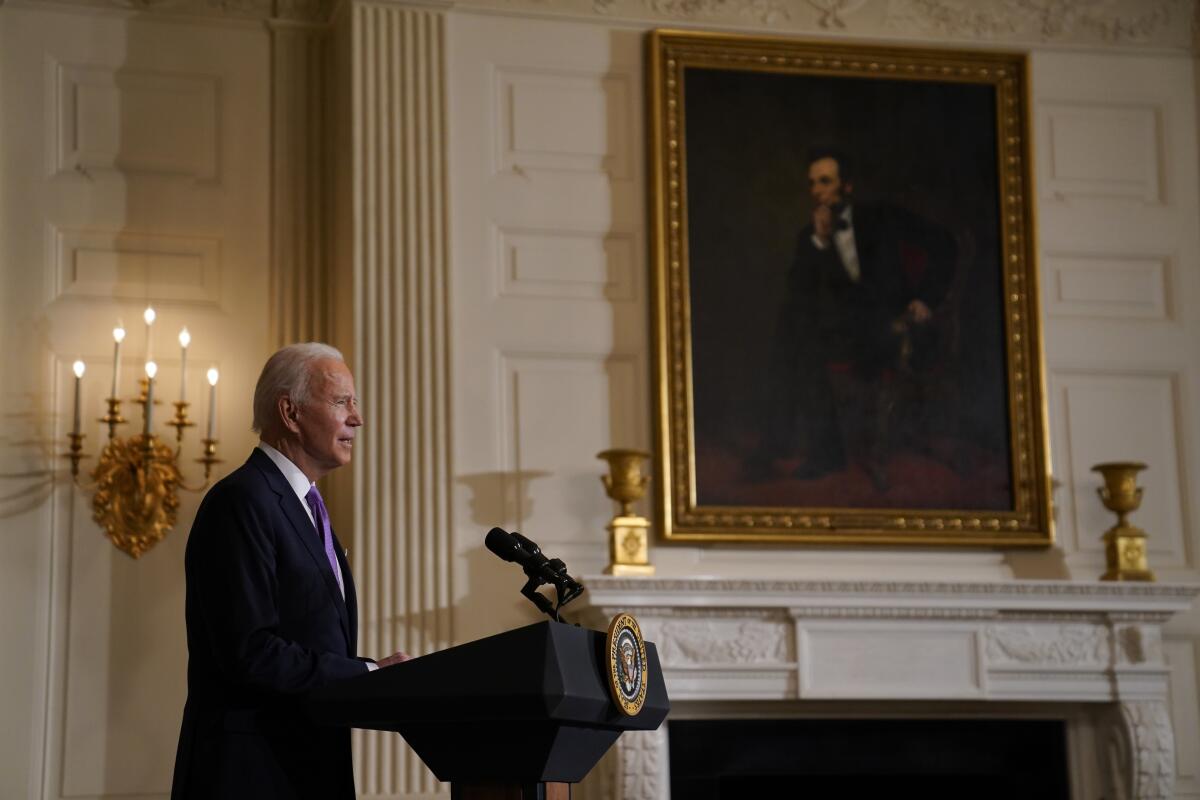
left=4, top=1, right=1200, bottom=798
left=449, top=13, right=649, bottom=644
left=0, top=6, right=270, bottom=798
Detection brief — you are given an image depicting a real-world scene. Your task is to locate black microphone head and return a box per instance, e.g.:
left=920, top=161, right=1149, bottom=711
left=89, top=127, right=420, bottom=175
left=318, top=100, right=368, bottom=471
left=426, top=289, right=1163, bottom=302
left=484, top=527, right=523, bottom=563
left=510, top=531, right=542, bottom=557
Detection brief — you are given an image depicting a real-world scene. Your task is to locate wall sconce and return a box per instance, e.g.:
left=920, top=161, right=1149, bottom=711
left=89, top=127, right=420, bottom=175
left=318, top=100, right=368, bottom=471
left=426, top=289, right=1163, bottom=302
left=65, top=310, right=222, bottom=559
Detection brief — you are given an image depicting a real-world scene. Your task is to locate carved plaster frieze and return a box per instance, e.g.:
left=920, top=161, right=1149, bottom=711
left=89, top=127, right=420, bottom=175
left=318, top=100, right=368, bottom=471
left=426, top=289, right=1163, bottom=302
left=885, top=0, right=1184, bottom=46
left=16, top=0, right=335, bottom=22
left=457, top=0, right=1194, bottom=52
left=985, top=624, right=1109, bottom=667
left=644, top=618, right=791, bottom=666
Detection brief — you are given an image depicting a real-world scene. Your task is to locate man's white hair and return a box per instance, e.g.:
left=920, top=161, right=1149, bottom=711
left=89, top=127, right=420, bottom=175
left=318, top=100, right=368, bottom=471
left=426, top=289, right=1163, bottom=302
left=252, top=342, right=345, bottom=434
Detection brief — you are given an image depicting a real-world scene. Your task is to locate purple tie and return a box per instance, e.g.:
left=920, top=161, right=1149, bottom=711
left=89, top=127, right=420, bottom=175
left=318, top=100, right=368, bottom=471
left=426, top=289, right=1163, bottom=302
left=304, top=485, right=345, bottom=599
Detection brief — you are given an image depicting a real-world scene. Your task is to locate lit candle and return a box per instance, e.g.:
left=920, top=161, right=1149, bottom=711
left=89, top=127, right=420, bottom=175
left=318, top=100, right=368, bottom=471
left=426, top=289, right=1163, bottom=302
left=72, top=360, right=85, bottom=435
left=144, top=361, right=157, bottom=436
left=143, top=306, right=156, bottom=363
left=206, top=367, right=219, bottom=440
left=110, top=325, right=125, bottom=398
left=178, top=327, right=191, bottom=402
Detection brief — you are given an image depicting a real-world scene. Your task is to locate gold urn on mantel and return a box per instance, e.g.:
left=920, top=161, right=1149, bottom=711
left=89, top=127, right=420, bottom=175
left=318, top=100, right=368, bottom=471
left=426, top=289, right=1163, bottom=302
left=597, top=448, right=655, bottom=576
left=1092, top=461, right=1154, bottom=582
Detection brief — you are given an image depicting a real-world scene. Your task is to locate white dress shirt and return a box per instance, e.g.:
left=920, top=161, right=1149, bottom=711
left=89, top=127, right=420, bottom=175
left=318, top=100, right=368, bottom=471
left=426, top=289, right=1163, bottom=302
left=811, top=205, right=862, bottom=282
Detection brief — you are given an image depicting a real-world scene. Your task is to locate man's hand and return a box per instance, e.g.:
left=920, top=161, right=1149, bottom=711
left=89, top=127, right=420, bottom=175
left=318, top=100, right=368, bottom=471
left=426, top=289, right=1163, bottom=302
left=376, top=651, right=413, bottom=668
left=906, top=299, right=932, bottom=325
left=812, top=204, right=834, bottom=244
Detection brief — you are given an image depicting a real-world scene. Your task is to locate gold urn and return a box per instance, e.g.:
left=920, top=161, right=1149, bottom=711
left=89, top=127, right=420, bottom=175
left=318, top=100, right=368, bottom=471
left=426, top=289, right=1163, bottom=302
left=597, top=449, right=654, bottom=576
left=1092, top=461, right=1154, bottom=582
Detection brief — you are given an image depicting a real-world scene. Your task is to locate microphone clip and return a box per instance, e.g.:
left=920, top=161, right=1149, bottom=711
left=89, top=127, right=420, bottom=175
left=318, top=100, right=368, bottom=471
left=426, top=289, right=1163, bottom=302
left=508, top=531, right=584, bottom=622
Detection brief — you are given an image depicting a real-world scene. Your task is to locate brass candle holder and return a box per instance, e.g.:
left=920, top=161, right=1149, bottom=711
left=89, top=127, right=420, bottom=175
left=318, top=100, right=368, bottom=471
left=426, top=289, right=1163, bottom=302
left=169, top=400, right=196, bottom=443
left=597, top=449, right=654, bottom=576
left=64, top=380, right=220, bottom=559
left=1092, top=461, right=1154, bottom=582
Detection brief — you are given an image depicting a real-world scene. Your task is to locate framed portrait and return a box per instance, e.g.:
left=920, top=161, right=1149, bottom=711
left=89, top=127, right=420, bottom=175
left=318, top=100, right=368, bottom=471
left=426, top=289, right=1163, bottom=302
left=648, top=30, right=1052, bottom=546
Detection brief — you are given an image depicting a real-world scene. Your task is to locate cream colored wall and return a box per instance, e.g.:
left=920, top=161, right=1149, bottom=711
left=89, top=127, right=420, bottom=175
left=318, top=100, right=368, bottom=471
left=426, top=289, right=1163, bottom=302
left=444, top=5, right=1200, bottom=798
left=0, top=4, right=271, bottom=798
left=4, top=0, right=1200, bottom=798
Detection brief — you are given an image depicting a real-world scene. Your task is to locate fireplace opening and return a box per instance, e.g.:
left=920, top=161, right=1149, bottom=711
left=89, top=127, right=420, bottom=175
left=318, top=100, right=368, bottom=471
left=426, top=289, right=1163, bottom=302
left=669, top=718, right=1070, bottom=799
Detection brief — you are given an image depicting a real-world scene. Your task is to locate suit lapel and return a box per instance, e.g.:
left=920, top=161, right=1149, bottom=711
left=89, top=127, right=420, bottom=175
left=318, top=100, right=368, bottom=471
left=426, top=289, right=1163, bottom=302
left=251, top=449, right=353, bottom=650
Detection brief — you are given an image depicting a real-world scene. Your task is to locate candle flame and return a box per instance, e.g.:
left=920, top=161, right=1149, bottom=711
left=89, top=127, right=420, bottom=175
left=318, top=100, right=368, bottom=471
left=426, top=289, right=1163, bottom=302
left=73, top=360, right=86, bottom=378
left=113, top=326, right=126, bottom=343
left=179, top=327, right=191, bottom=348
left=207, top=367, right=219, bottom=386
left=145, top=361, right=158, bottom=379
left=143, top=307, right=156, bottom=326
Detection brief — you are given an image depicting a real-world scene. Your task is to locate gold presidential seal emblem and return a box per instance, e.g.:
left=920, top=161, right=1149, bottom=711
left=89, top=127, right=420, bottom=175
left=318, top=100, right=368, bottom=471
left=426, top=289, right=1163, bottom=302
left=606, top=613, right=648, bottom=716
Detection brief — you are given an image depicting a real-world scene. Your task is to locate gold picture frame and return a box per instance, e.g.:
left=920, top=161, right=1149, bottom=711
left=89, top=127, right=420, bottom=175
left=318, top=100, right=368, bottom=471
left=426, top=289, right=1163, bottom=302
left=649, top=29, right=1051, bottom=546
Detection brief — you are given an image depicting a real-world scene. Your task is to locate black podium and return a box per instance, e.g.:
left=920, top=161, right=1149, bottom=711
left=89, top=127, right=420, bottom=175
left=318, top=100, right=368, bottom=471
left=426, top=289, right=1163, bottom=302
left=307, top=620, right=670, bottom=799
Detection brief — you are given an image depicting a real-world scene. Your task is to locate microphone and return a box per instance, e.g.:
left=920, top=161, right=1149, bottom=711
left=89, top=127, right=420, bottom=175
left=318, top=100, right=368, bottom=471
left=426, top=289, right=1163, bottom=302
left=484, top=527, right=585, bottom=616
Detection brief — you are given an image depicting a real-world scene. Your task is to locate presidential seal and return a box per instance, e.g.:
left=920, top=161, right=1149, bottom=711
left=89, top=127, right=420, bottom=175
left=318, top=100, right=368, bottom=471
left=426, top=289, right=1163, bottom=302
left=606, top=613, right=648, bottom=716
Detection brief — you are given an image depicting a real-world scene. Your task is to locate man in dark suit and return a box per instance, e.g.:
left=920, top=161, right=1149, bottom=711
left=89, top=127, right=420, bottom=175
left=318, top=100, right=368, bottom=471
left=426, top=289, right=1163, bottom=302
left=751, top=147, right=956, bottom=489
left=171, top=343, right=409, bottom=799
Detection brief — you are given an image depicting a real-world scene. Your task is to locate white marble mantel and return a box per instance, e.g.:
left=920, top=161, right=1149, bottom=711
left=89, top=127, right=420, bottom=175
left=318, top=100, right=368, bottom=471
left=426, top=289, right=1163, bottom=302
left=578, top=576, right=1200, bottom=800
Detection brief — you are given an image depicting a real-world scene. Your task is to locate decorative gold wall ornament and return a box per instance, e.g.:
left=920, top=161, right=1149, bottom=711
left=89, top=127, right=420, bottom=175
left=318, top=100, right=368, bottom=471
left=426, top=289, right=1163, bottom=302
left=1093, top=462, right=1154, bottom=582
left=65, top=316, right=222, bottom=559
left=598, top=449, right=655, bottom=576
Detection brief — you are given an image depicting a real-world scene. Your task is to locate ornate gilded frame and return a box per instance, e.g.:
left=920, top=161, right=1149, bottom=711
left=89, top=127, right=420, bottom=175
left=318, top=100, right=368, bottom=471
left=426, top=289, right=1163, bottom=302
left=648, top=30, right=1051, bottom=546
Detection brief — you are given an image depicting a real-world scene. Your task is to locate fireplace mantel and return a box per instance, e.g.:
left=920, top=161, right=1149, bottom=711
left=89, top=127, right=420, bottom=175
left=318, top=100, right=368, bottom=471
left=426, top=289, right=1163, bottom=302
left=578, top=576, right=1200, bottom=800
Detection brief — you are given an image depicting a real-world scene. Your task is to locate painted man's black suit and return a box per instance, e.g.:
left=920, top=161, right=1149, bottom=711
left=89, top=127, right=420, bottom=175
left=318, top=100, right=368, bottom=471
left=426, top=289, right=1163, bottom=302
left=763, top=201, right=956, bottom=473
left=171, top=448, right=366, bottom=799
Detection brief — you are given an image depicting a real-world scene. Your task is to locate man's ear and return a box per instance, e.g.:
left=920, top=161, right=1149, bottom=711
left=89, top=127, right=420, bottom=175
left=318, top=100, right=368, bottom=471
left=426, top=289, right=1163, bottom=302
left=278, top=395, right=302, bottom=434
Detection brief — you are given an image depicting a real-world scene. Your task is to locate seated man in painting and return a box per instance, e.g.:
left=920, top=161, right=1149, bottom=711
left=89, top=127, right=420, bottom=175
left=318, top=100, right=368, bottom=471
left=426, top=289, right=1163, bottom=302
left=748, top=146, right=957, bottom=492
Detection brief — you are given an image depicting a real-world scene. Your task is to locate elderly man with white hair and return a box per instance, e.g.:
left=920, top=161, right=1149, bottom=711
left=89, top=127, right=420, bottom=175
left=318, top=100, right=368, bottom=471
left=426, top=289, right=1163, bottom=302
left=171, top=343, right=409, bottom=800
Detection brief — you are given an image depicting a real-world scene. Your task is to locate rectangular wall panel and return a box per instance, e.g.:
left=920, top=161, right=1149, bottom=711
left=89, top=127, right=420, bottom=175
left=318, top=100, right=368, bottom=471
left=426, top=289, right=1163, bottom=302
left=50, top=226, right=222, bottom=306
left=1039, top=101, right=1162, bottom=203
left=495, top=226, right=635, bottom=301
left=51, top=60, right=219, bottom=181
left=1052, top=371, right=1188, bottom=564
left=1044, top=251, right=1169, bottom=320
left=501, top=352, right=641, bottom=542
left=800, top=625, right=983, bottom=698
left=494, top=67, right=632, bottom=178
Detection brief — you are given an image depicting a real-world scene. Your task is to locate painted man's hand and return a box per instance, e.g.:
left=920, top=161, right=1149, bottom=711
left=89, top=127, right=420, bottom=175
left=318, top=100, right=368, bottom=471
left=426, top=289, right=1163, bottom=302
left=812, top=204, right=834, bottom=244
left=376, top=651, right=413, bottom=668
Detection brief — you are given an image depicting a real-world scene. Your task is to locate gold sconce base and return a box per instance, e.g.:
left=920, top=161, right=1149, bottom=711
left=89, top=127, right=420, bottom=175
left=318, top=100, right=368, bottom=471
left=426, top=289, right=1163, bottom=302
left=603, top=515, right=655, bottom=576
left=1093, top=461, right=1154, bottom=583
left=91, top=434, right=182, bottom=559
left=1101, top=526, right=1155, bottom=582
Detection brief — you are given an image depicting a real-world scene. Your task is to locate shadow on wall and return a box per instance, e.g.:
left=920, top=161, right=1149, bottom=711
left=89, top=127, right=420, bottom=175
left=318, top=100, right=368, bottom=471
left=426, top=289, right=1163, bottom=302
left=455, top=471, right=563, bottom=642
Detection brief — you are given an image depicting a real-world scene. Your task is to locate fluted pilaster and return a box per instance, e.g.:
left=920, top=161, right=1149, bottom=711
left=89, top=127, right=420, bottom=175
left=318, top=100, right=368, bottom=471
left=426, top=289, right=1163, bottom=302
left=345, top=3, right=453, bottom=796
left=269, top=19, right=333, bottom=346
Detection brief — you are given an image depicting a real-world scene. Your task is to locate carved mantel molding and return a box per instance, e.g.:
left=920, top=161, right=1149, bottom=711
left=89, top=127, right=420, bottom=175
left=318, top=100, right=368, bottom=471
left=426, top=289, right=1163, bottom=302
left=579, top=576, right=1200, bottom=800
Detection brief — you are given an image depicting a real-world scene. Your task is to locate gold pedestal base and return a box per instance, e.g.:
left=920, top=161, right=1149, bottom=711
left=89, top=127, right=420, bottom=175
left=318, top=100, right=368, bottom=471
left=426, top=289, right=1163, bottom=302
left=604, top=515, right=654, bottom=576
left=1101, top=525, right=1155, bottom=582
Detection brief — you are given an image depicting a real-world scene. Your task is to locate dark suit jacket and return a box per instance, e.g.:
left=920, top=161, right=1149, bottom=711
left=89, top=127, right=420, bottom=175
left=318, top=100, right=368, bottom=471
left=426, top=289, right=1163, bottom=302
left=171, top=448, right=367, bottom=800
left=784, top=201, right=956, bottom=371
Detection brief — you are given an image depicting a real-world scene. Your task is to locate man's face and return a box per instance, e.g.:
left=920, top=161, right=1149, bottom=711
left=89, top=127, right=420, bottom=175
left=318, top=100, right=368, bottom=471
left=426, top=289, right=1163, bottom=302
left=808, top=157, right=851, bottom=208
left=294, top=358, right=363, bottom=476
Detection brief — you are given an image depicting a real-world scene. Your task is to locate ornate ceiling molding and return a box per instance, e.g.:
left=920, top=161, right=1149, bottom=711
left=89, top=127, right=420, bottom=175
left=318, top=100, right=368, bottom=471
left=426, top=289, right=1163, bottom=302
left=12, top=0, right=337, bottom=23
left=17, top=0, right=1196, bottom=50
left=462, top=0, right=1197, bottom=52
